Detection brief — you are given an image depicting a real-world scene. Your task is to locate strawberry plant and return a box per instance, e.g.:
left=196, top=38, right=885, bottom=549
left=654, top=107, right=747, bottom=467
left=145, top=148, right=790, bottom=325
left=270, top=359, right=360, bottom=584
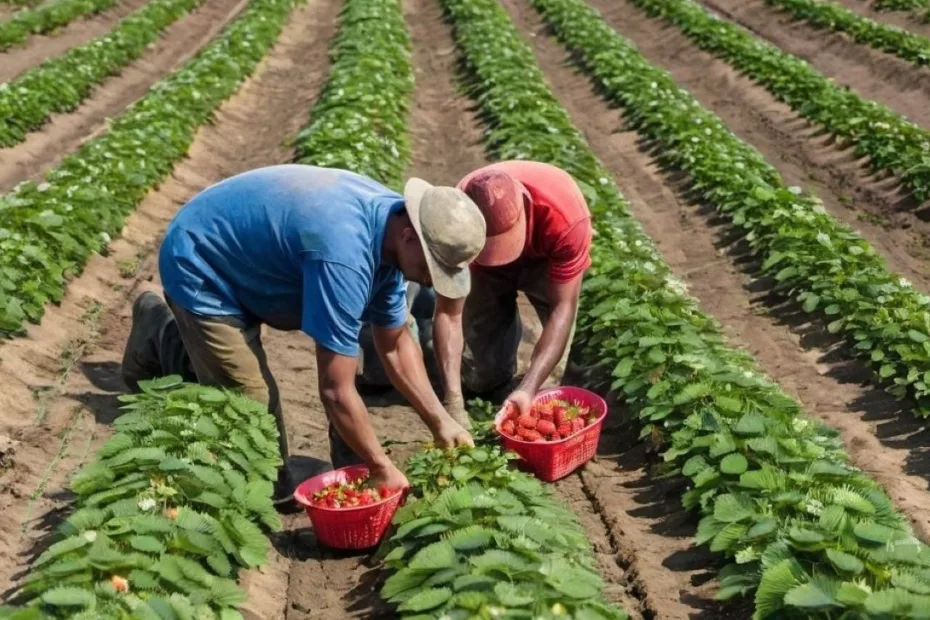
left=293, top=0, right=413, bottom=190
left=0, top=0, right=206, bottom=147
left=0, top=0, right=119, bottom=52
left=381, top=440, right=628, bottom=618
left=0, top=377, right=283, bottom=618
left=629, top=0, right=930, bottom=203
left=533, top=0, right=930, bottom=423
left=444, top=0, right=930, bottom=615
left=764, top=0, right=930, bottom=66
left=0, top=0, right=303, bottom=336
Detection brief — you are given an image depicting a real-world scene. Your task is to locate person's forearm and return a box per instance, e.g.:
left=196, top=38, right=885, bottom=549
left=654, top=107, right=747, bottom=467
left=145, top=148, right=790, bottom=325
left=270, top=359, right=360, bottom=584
left=320, top=384, right=391, bottom=468
left=520, top=303, right=575, bottom=394
left=379, top=328, right=449, bottom=432
left=433, top=311, right=464, bottom=402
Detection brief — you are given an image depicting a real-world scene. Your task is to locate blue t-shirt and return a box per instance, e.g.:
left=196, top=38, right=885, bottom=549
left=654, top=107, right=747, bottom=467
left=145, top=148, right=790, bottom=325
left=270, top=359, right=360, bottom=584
left=160, top=165, right=408, bottom=357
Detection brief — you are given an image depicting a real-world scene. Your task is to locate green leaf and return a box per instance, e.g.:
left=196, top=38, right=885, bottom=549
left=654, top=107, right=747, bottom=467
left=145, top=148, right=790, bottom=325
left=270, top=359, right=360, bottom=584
left=397, top=587, right=452, bottom=612
left=409, top=540, right=457, bottom=571
left=719, top=453, right=748, bottom=475
left=40, top=586, right=95, bottom=607
left=783, top=581, right=838, bottom=609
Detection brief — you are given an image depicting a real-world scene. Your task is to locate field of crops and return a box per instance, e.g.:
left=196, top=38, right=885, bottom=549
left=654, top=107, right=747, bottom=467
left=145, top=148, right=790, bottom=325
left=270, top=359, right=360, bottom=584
left=2, top=0, right=930, bottom=615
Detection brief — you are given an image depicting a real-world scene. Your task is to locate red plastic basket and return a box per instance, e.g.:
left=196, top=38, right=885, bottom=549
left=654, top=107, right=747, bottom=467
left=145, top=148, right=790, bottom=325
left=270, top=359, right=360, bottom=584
left=293, top=465, right=405, bottom=550
left=495, top=386, right=608, bottom=482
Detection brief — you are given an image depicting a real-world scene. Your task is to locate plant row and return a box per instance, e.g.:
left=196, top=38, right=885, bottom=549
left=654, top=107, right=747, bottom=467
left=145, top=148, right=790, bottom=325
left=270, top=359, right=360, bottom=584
left=0, top=0, right=301, bottom=336
left=291, top=0, right=413, bottom=190
left=0, top=0, right=205, bottom=148
left=380, top=424, right=627, bottom=619
left=555, top=0, right=930, bottom=421
left=0, top=378, right=283, bottom=618
left=446, top=0, right=930, bottom=615
left=764, top=0, right=930, bottom=66
left=632, top=0, right=930, bottom=204
left=0, top=0, right=118, bottom=52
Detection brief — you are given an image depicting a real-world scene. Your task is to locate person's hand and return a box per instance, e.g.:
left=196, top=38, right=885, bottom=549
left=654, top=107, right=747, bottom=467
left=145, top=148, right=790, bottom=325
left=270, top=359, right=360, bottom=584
left=369, top=461, right=409, bottom=495
left=504, top=388, right=534, bottom=419
left=432, top=416, right=475, bottom=449
left=445, top=391, right=471, bottom=429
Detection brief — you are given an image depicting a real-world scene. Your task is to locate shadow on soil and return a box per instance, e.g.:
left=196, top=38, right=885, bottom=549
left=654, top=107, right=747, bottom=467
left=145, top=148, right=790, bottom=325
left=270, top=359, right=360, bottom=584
left=592, top=397, right=754, bottom=618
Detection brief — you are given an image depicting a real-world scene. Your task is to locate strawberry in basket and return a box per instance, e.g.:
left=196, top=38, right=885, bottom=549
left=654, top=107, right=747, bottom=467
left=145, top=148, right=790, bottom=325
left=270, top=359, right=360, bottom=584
left=311, top=474, right=383, bottom=509
left=499, top=398, right=598, bottom=442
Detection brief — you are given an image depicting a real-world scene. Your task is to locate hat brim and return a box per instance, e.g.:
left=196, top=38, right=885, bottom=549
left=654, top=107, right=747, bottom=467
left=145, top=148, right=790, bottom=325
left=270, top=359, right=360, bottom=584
left=404, top=178, right=472, bottom=300
left=475, top=206, right=526, bottom=267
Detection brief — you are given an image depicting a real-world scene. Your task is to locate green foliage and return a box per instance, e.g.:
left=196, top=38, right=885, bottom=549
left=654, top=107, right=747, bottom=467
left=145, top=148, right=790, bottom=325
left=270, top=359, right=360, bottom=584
left=293, top=0, right=413, bottom=191
left=2, top=380, right=283, bottom=618
left=0, top=0, right=205, bottom=147
left=382, top=440, right=627, bottom=618
left=440, top=0, right=930, bottom=615
left=0, top=0, right=120, bottom=52
left=0, top=0, right=302, bottom=336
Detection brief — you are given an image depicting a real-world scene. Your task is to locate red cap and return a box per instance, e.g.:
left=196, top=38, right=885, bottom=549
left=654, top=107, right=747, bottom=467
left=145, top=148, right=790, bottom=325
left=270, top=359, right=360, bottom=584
left=461, top=170, right=527, bottom=266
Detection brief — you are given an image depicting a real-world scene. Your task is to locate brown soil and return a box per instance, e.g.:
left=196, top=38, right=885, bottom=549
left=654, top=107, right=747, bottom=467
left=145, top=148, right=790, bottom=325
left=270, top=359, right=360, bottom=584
left=0, top=0, right=150, bottom=83
left=506, top=0, right=930, bottom=546
left=0, top=0, right=250, bottom=192
left=0, top=0, right=339, bottom=602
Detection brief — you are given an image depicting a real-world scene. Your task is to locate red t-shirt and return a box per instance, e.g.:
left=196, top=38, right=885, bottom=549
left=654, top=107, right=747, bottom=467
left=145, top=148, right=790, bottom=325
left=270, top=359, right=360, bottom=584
left=457, top=161, right=592, bottom=283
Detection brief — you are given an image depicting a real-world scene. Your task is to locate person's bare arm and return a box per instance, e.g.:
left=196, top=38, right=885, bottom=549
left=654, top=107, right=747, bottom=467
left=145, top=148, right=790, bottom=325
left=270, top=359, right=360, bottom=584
left=373, top=323, right=473, bottom=446
left=316, top=348, right=407, bottom=490
left=431, top=294, right=468, bottom=424
left=507, top=276, right=583, bottom=414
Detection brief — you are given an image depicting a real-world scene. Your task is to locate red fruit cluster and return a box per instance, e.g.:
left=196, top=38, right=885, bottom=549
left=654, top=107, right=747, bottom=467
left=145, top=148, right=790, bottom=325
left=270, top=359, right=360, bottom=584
left=499, top=399, right=598, bottom=442
left=311, top=475, right=383, bottom=509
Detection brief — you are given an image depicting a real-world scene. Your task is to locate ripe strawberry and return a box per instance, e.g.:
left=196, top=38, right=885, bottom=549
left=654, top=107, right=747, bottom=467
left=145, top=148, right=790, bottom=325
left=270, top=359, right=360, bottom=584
left=553, top=407, right=569, bottom=426
left=557, top=422, right=571, bottom=437
left=518, top=414, right=537, bottom=429
left=572, top=417, right=585, bottom=433
left=501, top=419, right=516, bottom=436
left=536, top=419, right=556, bottom=436
left=358, top=494, right=373, bottom=506
left=521, top=429, right=542, bottom=442
left=110, top=575, right=129, bottom=593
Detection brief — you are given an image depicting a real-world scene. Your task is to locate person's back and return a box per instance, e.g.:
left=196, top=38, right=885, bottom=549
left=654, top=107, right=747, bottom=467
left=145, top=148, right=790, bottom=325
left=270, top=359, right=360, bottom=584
left=160, top=164, right=406, bottom=335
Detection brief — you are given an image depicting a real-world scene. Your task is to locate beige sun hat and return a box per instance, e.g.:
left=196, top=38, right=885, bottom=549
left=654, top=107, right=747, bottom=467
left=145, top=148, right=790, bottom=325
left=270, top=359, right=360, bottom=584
left=404, top=178, right=487, bottom=299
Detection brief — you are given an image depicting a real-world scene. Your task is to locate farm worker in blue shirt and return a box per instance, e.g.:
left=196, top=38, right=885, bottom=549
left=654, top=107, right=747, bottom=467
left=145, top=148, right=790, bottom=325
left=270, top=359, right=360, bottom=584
left=121, top=165, right=487, bottom=506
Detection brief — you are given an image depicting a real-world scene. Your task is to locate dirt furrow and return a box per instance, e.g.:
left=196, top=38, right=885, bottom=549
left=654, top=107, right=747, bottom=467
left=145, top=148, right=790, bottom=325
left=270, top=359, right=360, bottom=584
left=697, top=0, right=930, bottom=134
left=0, top=0, right=149, bottom=83
left=0, top=0, right=339, bottom=600
left=0, top=0, right=250, bottom=193
left=502, top=0, right=930, bottom=545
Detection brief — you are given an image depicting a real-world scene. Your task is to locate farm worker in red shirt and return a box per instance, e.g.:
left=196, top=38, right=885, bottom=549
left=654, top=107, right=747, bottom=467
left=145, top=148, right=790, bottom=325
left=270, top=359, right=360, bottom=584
left=436, top=161, right=593, bottom=424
